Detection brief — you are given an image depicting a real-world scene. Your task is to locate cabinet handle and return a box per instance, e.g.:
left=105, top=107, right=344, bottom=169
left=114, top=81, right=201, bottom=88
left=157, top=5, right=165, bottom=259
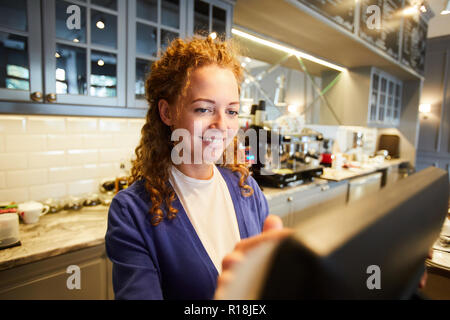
left=46, top=93, right=57, bottom=103
left=321, top=185, right=330, bottom=191
left=30, top=91, right=43, bottom=102
left=287, top=196, right=293, bottom=202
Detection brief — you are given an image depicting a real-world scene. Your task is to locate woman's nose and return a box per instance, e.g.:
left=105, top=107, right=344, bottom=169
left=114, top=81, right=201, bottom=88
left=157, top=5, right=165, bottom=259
left=210, top=111, right=228, bottom=132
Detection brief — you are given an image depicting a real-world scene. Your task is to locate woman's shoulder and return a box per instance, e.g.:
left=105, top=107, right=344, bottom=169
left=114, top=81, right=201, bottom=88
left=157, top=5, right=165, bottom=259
left=216, top=166, right=262, bottom=197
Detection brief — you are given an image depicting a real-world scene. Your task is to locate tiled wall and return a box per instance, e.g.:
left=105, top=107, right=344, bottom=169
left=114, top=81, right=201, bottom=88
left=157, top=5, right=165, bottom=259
left=0, top=115, right=145, bottom=203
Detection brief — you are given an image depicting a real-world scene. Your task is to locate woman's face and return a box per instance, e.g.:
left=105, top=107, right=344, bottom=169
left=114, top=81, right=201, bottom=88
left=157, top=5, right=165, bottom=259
left=170, top=64, right=240, bottom=164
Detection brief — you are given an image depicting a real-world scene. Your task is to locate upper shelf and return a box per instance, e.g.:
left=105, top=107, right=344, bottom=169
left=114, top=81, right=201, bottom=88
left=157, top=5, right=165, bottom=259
left=233, top=0, right=424, bottom=80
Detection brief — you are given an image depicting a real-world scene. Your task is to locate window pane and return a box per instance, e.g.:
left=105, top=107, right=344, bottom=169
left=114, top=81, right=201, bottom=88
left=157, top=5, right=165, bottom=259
left=160, top=29, right=178, bottom=54
left=91, top=0, right=117, bottom=11
left=0, top=0, right=27, bottom=31
left=136, top=59, right=153, bottom=100
left=0, top=32, right=29, bottom=91
left=388, top=81, right=394, bottom=95
left=56, top=0, right=87, bottom=44
left=137, top=0, right=157, bottom=22
left=162, top=0, right=180, bottom=29
left=91, top=10, right=117, bottom=49
left=136, top=23, right=157, bottom=57
left=372, top=74, right=378, bottom=90
left=90, top=50, right=117, bottom=97
left=212, top=5, right=226, bottom=39
left=194, top=0, right=209, bottom=35
left=55, top=44, right=87, bottom=95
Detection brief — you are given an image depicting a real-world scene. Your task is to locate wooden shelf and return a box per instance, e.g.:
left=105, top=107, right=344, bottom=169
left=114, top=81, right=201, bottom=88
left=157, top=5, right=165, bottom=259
left=233, top=0, right=423, bottom=80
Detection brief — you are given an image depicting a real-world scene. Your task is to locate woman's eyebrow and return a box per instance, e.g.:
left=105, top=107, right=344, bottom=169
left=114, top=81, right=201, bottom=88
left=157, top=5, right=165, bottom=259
left=191, top=98, right=240, bottom=105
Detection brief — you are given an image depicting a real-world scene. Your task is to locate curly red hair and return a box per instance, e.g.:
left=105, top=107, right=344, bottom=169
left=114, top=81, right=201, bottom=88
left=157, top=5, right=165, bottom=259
left=129, top=35, right=253, bottom=226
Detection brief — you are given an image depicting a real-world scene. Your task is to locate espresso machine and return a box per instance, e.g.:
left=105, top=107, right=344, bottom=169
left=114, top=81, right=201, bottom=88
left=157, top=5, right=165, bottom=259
left=249, top=127, right=324, bottom=188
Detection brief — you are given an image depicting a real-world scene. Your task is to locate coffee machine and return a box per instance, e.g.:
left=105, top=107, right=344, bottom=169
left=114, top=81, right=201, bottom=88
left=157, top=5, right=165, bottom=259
left=249, top=127, right=324, bottom=188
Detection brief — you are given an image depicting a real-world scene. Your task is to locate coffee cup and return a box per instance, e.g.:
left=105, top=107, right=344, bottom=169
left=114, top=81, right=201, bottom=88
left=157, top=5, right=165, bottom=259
left=18, top=201, right=50, bottom=224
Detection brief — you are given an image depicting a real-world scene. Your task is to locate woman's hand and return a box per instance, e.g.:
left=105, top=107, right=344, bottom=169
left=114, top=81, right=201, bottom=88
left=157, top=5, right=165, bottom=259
left=419, top=249, right=433, bottom=289
left=214, top=215, right=293, bottom=299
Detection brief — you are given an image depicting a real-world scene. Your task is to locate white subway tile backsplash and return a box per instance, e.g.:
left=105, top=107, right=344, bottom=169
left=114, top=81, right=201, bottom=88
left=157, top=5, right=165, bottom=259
left=82, top=134, right=114, bottom=149
left=0, top=153, right=28, bottom=170
left=99, top=119, right=127, bottom=132
left=0, top=187, right=28, bottom=203
left=0, top=115, right=143, bottom=201
left=0, top=172, right=5, bottom=189
left=67, top=117, right=98, bottom=133
left=0, top=116, right=26, bottom=134
left=48, top=134, right=84, bottom=150
left=6, top=169, right=48, bottom=188
left=98, top=148, right=126, bottom=163
left=48, top=166, right=82, bottom=183
left=29, top=151, right=66, bottom=169
left=29, top=183, right=67, bottom=201
left=27, top=117, right=66, bottom=134
left=67, top=149, right=98, bottom=165
left=0, top=136, right=4, bottom=153
left=68, top=179, right=98, bottom=196
left=98, top=163, right=118, bottom=178
left=6, top=134, right=47, bottom=152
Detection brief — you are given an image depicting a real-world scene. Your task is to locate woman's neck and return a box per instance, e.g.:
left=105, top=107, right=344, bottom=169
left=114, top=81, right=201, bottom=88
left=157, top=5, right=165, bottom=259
left=174, top=163, right=214, bottom=180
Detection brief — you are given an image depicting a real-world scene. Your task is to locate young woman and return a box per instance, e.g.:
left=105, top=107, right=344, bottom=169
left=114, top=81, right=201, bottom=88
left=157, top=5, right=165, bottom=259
left=105, top=35, right=289, bottom=300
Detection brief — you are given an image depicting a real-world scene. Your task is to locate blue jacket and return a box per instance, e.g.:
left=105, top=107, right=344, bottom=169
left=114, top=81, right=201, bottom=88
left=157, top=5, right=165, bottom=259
left=105, top=166, right=269, bottom=300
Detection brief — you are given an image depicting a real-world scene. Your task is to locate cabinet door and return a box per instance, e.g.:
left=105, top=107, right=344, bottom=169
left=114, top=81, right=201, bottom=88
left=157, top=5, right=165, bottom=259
left=0, top=245, right=110, bottom=300
left=0, top=0, right=43, bottom=102
left=188, top=0, right=233, bottom=39
left=42, top=0, right=126, bottom=106
left=127, top=0, right=186, bottom=109
left=290, top=182, right=348, bottom=227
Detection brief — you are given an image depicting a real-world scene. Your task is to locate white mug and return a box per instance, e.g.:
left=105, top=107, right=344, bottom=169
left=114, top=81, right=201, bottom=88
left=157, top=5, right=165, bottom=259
left=18, top=201, right=50, bottom=224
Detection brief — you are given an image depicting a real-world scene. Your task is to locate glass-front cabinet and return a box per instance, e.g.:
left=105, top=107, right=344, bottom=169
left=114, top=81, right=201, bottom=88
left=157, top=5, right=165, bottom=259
left=42, top=0, right=126, bottom=106
left=0, top=0, right=235, bottom=115
left=0, top=0, right=43, bottom=102
left=368, top=68, right=402, bottom=127
left=127, top=0, right=186, bottom=108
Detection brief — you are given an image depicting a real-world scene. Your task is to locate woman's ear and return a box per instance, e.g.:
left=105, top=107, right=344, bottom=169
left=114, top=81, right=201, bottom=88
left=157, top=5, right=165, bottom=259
left=158, top=99, right=173, bottom=127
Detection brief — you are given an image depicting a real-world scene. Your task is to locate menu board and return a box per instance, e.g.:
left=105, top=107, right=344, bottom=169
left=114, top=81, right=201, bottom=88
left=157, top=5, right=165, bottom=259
left=297, top=0, right=356, bottom=32
left=359, top=0, right=402, bottom=60
left=401, top=14, right=428, bottom=75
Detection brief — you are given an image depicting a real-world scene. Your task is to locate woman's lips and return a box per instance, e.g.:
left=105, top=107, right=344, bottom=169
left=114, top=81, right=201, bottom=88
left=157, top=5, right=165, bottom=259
left=199, top=136, right=226, bottom=147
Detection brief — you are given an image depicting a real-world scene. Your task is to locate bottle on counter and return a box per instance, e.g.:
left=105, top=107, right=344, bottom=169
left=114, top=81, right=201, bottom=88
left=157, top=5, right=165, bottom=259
left=115, top=162, right=129, bottom=193
left=254, top=100, right=266, bottom=127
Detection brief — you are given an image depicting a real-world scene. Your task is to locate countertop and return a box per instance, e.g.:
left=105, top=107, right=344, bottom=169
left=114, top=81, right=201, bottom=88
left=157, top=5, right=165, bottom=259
left=0, top=159, right=410, bottom=272
left=0, top=206, right=109, bottom=271
left=320, top=158, right=408, bottom=182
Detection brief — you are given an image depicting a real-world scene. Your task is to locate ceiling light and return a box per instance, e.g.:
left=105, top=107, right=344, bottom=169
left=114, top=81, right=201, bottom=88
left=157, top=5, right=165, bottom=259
left=96, top=20, right=105, bottom=29
left=442, top=0, right=450, bottom=14
left=231, top=28, right=347, bottom=73
left=97, top=59, right=105, bottom=66
left=209, top=32, right=217, bottom=40
left=73, top=38, right=80, bottom=43
left=55, top=52, right=61, bottom=58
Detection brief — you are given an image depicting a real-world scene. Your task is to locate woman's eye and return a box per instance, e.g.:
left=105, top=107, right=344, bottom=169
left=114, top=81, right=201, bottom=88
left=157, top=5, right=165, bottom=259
left=227, top=110, right=239, bottom=116
left=195, top=108, right=211, bottom=114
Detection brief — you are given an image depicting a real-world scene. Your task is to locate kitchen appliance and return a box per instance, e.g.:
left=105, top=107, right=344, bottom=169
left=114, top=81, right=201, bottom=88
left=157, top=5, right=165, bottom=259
left=320, top=138, right=334, bottom=167
left=250, top=127, right=324, bottom=188
left=378, top=134, right=400, bottom=159
left=0, top=213, right=20, bottom=250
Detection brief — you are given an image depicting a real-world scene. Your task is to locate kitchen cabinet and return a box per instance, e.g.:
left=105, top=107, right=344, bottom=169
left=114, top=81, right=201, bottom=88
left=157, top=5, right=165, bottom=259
left=347, top=172, right=382, bottom=203
left=0, top=0, right=235, bottom=117
left=368, top=68, right=402, bottom=127
left=0, top=244, right=113, bottom=300
left=267, top=180, right=348, bottom=228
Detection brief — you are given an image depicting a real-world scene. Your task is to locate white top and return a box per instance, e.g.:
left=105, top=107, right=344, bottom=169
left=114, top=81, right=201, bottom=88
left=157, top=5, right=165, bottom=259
left=169, top=165, right=241, bottom=273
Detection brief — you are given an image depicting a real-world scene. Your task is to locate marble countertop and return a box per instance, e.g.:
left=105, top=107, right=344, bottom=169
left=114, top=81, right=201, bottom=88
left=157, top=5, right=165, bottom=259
left=0, top=205, right=109, bottom=271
